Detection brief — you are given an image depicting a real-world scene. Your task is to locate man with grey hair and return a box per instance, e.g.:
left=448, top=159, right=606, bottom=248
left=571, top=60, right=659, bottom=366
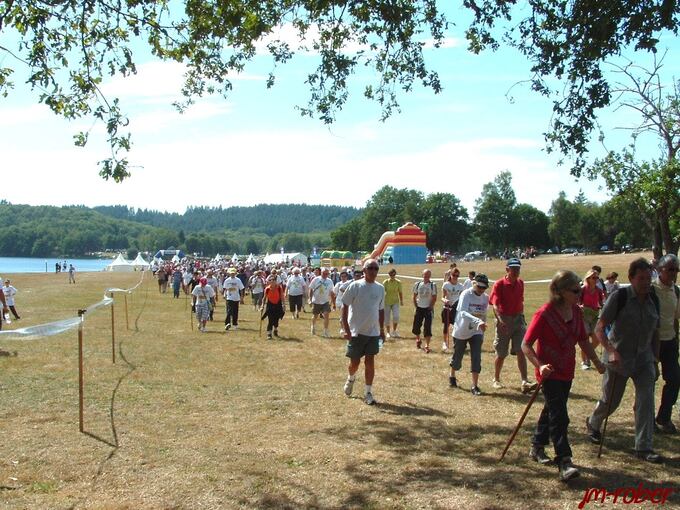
left=654, top=254, right=680, bottom=433
left=412, top=269, right=437, bottom=353
left=341, top=258, right=385, bottom=405
left=586, top=257, right=661, bottom=462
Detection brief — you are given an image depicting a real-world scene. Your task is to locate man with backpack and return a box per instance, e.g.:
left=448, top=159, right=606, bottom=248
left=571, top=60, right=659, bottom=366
left=585, top=258, right=662, bottom=462
left=653, top=254, right=680, bottom=434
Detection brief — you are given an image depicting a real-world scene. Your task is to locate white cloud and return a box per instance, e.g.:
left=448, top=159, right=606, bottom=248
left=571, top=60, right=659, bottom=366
left=0, top=104, right=52, bottom=127
left=100, top=61, right=266, bottom=102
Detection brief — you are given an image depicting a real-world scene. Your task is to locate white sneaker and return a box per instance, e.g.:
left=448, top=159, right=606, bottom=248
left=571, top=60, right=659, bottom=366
left=385, top=332, right=391, bottom=339
left=492, top=379, right=504, bottom=389
left=323, top=329, right=330, bottom=338
left=365, top=392, right=376, bottom=405
left=311, top=325, right=316, bottom=335
left=232, top=325, right=238, bottom=330
left=392, top=331, right=400, bottom=338
left=521, top=380, right=538, bottom=394
left=344, top=378, right=355, bottom=396
left=442, top=342, right=448, bottom=352
left=581, top=361, right=591, bottom=370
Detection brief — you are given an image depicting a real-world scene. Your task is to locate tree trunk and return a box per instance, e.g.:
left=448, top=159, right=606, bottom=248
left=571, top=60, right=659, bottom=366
left=657, top=206, right=679, bottom=255
left=652, top=219, right=663, bottom=260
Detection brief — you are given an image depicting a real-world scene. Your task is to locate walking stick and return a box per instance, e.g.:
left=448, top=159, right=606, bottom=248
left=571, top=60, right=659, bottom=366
left=598, top=372, right=618, bottom=458
left=444, top=306, right=451, bottom=350
left=190, top=302, right=194, bottom=331
left=499, top=382, right=543, bottom=461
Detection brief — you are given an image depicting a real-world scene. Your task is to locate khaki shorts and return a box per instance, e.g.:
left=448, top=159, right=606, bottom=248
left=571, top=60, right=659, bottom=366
left=582, top=307, right=599, bottom=336
left=493, top=314, right=527, bottom=358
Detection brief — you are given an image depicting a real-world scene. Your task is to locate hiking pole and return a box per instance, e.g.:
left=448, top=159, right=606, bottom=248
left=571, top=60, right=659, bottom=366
left=598, top=372, right=618, bottom=458
left=499, top=382, right=543, bottom=461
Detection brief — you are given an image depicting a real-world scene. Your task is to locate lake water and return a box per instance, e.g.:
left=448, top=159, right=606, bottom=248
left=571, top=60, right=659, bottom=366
left=0, top=257, right=112, bottom=274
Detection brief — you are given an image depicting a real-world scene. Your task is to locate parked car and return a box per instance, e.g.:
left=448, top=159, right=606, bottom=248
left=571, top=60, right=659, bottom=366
left=561, top=247, right=578, bottom=254
left=463, top=251, right=485, bottom=262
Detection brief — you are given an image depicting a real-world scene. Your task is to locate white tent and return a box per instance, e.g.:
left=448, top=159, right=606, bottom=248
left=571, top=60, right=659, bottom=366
left=106, top=253, right=135, bottom=272
left=131, top=253, right=151, bottom=270
left=246, top=253, right=257, bottom=264
left=263, top=252, right=307, bottom=265
left=171, top=254, right=181, bottom=263
left=231, top=253, right=239, bottom=263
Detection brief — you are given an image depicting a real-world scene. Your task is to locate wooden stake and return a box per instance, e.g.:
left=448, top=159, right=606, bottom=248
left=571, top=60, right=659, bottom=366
left=110, top=294, right=116, bottom=364
left=77, top=309, right=86, bottom=433
left=124, top=293, right=129, bottom=330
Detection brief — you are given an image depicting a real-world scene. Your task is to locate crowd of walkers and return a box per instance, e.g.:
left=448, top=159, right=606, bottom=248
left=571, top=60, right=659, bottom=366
left=152, top=253, right=679, bottom=482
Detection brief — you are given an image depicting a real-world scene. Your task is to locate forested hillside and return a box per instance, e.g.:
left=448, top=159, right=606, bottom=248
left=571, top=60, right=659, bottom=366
left=93, top=204, right=359, bottom=235
left=0, top=202, right=360, bottom=257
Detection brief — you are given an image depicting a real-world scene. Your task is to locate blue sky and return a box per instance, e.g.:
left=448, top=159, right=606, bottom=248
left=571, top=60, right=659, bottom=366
left=1, top=10, right=678, bottom=216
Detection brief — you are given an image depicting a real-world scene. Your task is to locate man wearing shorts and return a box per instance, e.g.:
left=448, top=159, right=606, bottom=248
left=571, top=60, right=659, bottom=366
left=489, top=258, right=537, bottom=393
left=309, top=267, right=335, bottom=337
left=341, top=258, right=385, bottom=405
left=285, top=267, right=307, bottom=318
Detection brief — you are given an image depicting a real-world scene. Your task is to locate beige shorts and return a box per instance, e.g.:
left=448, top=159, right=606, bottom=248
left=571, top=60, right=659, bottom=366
left=493, top=314, right=527, bottom=358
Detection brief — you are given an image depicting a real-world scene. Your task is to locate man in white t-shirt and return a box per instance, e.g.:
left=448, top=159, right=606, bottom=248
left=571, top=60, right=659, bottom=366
left=285, top=267, right=307, bottom=318
left=412, top=269, right=437, bottom=353
left=309, top=267, right=335, bottom=337
left=205, top=270, right=220, bottom=321
left=2, top=279, right=20, bottom=320
left=334, top=269, right=352, bottom=334
left=222, top=268, right=245, bottom=330
left=341, top=259, right=385, bottom=405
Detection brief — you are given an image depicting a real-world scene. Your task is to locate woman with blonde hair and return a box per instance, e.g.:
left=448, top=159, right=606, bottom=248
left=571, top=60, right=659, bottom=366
left=522, top=270, right=604, bottom=482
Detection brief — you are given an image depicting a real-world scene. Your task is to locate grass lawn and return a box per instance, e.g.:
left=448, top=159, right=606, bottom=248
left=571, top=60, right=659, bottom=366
left=1, top=252, right=678, bottom=509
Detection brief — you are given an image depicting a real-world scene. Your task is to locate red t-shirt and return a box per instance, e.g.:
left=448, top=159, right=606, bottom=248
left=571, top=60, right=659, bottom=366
left=488, top=276, right=524, bottom=315
left=265, top=285, right=282, bottom=304
left=523, top=302, right=586, bottom=382
left=579, top=286, right=604, bottom=310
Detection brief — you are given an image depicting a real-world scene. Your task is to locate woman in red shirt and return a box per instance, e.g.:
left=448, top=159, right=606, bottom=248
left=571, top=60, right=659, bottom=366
left=579, top=269, right=605, bottom=370
left=522, top=270, right=604, bottom=482
left=262, top=275, right=285, bottom=339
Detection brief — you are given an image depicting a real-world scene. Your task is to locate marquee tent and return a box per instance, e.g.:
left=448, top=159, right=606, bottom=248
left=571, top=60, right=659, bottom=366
left=106, top=253, right=135, bottom=272
left=131, top=253, right=151, bottom=270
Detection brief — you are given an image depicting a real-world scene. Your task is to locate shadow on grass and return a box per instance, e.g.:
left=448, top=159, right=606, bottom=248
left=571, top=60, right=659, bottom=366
left=376, top=401, right=450, bottom=417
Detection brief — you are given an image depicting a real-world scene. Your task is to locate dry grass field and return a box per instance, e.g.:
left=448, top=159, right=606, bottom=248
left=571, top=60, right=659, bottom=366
left=1, top=252, right=678, bottom=509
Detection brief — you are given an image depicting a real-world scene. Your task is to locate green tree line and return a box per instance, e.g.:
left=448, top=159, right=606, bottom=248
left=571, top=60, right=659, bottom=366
left=329, top=177, right=661, bottom=255
left=0, top=203, right=348, bottom=258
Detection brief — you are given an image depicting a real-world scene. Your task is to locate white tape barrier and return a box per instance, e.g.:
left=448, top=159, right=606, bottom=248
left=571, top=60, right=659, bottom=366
left=0, top=273, right=145, bottom=340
